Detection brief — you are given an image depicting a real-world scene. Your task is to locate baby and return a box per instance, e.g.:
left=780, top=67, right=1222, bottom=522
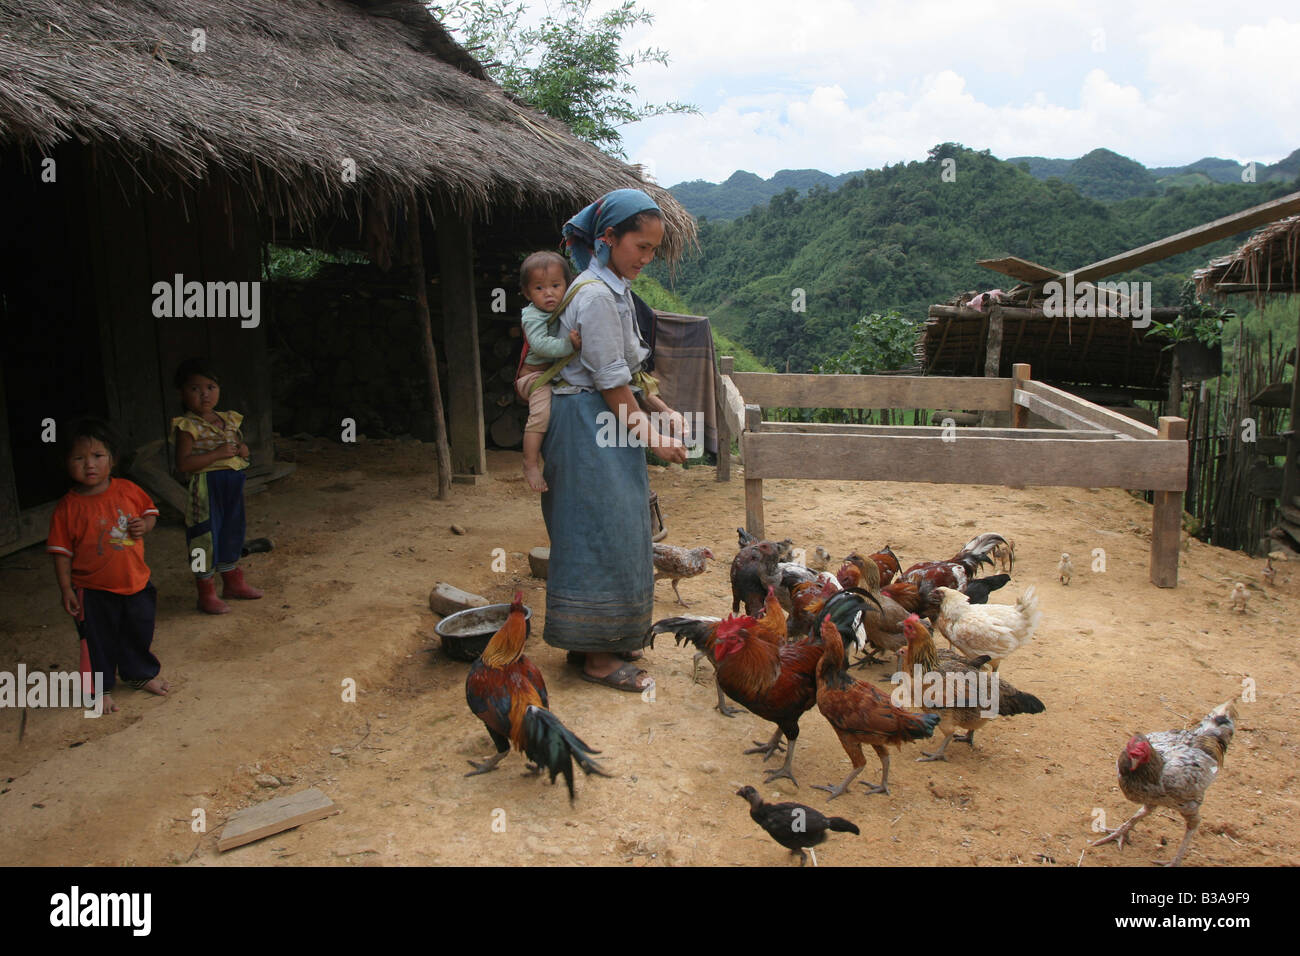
left=514, top=251, right=584, bottom=492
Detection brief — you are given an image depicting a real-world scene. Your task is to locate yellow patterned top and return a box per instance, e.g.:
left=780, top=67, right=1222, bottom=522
left=171, top=410, right=249, bottom=473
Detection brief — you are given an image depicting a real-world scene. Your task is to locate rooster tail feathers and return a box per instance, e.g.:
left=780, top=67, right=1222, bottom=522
left=900, top=710, right=942, bottom=740
left=954, top=532, right=1007, bottom=570
left=997, top=685, right=1046, bottom=716
left=522, top=706, right=609, bottom=802
left=649, top=617, right=717, bottom=650
left=828, top=817, right=860, bottom=835
left=1194, top=700, right=1238, bottom=766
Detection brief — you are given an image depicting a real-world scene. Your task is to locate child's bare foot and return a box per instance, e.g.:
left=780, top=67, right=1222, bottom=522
left=523, top=459, right=548, bottom=493
left=141, top=677, right=170, bottom=696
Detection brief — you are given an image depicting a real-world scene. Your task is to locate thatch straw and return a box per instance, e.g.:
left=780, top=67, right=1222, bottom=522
left=1194, top=216, right=1300, bottom=305
left=0, top=0, right=697, bottom=261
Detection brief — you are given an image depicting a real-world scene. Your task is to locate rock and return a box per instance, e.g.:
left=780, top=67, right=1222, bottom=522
left=450, top=524, right=467, bottom=535
left=255, top=774, right=282, bottom=789
left=429, top=582, right=489, bottom=616
left=528, top=547, right=550, bottom=580
left=697, top=761, right=720, bottom=774
left=330, top=746, right=345, bottom=756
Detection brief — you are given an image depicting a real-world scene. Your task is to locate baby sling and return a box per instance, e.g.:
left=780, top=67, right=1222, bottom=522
left=514, top=279, right=599, bottom=395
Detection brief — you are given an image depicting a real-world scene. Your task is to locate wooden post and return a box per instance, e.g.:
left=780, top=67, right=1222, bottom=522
left=408, top=208, right=453, bottom=500
left=743, top=403, right=764, bottom=537
left=1166, top=351, right=1183, bottom=420
left=434, top=198, right=488, bottom=481
left=980, top=303, right=1005, bottom=427
left=1150, top=415, right=1188, bottom=587
left=1011, top=363, right=1031, bottom=428
left=716, top=356, right=733, bottom=482
left=1283, top=300, right=1300, bottom=512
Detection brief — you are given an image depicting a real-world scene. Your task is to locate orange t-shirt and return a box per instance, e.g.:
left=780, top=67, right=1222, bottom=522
left=46, top=478, right=159, bottom=595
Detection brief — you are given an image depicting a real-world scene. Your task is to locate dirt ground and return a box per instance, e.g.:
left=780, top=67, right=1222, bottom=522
left=1, top=437, right=1297, bottom=867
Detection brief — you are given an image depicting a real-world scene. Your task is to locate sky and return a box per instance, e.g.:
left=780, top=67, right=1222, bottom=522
left=581, top=0, right=1300, bottom=187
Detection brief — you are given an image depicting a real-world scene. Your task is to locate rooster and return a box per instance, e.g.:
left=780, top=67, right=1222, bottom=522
left=649, top=586, right=787, bottom=717
left=812, top=616, right=941, bottom=798
left=1090, top=701, right=1237, bottom=866
left=736, top=528, right=793, bottom=560
left=736, top=786, right=859, bottom=866
left=867, top=545, right=901, bottom=585
left=903, top=532, right=1007, bottom=591
left=464, top=592, right=609, bottom=801
left=901, top=614, right=1044, bottom=761
left=653, top=543, right=715, bottom=606
left=934, top=585, right=1041, bottom=670
left=711, top=590, right=877, bottom=786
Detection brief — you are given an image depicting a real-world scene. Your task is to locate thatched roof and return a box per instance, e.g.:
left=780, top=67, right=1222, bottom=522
left=1194, top=216, right=1300, bottom=303
left=0, top=0, right=696, bottom=259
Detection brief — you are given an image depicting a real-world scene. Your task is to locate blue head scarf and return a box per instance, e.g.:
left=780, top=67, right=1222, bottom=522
left=562, top=188, right=661, bottom=271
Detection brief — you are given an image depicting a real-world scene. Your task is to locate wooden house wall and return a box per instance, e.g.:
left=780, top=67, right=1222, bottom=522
left=0, top=145, right=271, bottom=556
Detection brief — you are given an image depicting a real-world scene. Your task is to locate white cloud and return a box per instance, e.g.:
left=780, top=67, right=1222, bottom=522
left=610, top=0, right=1300, bottom=184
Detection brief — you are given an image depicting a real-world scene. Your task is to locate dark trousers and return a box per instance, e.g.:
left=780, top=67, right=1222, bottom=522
left=185, top=469, right=247, bottom=576
left=75, top=582, right=160, bottom=694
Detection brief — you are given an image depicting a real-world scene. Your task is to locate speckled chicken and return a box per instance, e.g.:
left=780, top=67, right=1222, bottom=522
left=1090, top=701, right=1237, bottom=866
left=653, top=543, right=715, bottom=606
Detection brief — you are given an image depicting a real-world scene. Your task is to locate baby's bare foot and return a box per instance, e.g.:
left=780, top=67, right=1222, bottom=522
left=141, top=677, right=170, bottom=696
left=522, top=460, right=548, bottom=493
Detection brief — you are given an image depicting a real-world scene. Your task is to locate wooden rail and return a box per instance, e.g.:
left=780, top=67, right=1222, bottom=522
left=717, top=359, right=1189, bottom=587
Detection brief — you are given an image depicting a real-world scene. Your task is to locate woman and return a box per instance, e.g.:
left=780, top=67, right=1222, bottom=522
left=541, top=189, right=689, bottom=692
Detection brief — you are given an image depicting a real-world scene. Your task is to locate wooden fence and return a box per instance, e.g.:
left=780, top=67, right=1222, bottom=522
left=715, top=359, right=1189, bottom=587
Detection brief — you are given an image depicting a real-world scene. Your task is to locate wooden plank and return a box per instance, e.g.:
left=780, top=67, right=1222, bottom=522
left=743, top=404, right=763, bottom=537
left=0, top=502, right=59, bottom=559
left=127, top=440, right=189, bottom=515
left=435, top=199, right=487, bottom=478
left=716, top=357, right=733, bottom=482
left=218, top=787, right=337, bottom=852
left=720, top=373, right=746, bottom=442
left=1070, top=190, right=1300, bottom=283
left=1019, top=380, right=1158, bottom=438
left=411, top=210, right=453, bottom=500
left=976, top=255, right=1060, bottom=282
left=755, top=422, right=1123, bottom=440
left=745, top=431, right=1187, bottom=491
left=730, top=373, right=1013, bottom=411
left=1011, top=364, right=1031, bottom=429
left=1150, top=417, right=1188, bottom=588
left=1015, top=389, right=1112, bottom=433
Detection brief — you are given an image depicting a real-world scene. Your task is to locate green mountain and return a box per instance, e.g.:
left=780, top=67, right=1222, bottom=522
left=651, top=143, right=1298, bottom=373
left=669, top=168, right=859, bottom=221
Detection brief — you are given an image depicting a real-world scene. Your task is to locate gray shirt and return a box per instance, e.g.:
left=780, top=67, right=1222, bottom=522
left=552, top=262, right=651, bottom=393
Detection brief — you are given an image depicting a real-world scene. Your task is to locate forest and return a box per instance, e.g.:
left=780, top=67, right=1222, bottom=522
left=651, top=143, right=1298, bottom=373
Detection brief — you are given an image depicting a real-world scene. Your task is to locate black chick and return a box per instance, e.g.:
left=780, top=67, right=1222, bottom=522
left=963, top=573, right=1010, bottom=605
left=736, top=786, right=859, bottom=866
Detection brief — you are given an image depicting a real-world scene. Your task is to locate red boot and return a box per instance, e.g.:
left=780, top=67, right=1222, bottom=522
left=197, top=576, right=230, bottom=614
left=221, top=566, right=263, bottom=600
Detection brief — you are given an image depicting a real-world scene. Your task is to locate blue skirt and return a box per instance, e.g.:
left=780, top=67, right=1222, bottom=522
left=541, top=390, right=653, bottom=653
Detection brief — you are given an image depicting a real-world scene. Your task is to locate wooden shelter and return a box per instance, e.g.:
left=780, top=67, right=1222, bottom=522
left=1194, top=216, right=1300, bottom=553
left=0, top=0, right=694, bottom=556
left=922, top=191, right=1300, bottom=405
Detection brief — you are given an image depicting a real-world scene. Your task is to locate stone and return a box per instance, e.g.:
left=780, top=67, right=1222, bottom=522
left=429, top=582, right=489, bottom=616
left=528, top=547, right=550, bottom=580
left=255, top=774, right=282, bottom=789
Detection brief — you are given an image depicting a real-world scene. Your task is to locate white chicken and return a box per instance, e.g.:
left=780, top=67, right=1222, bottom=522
left=934, top=585, right=1041, bottom=670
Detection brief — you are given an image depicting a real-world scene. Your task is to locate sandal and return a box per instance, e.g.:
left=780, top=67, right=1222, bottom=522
left=579, top=661, right=653, bottom=693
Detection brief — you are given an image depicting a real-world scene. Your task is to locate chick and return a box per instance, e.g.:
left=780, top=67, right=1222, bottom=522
left=1229, top=582, right=1250, bottom=613
left=808, top=545, right=833, bottom=573
left=1058, top=552, right=1073, bottom=586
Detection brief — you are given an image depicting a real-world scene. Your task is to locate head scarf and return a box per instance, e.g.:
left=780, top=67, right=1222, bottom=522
left=562, top=188, right=661, bottom=272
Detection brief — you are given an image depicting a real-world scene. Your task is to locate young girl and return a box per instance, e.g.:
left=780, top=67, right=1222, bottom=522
left=171, top=358, right=262, bottom=614
left=514, top=251, right=586, bottom=492
left=47, top=418, right=168, bottom=713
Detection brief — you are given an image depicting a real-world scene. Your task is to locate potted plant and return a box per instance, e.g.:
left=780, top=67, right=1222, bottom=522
left=1145, top=282, right=1232, bottom=381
